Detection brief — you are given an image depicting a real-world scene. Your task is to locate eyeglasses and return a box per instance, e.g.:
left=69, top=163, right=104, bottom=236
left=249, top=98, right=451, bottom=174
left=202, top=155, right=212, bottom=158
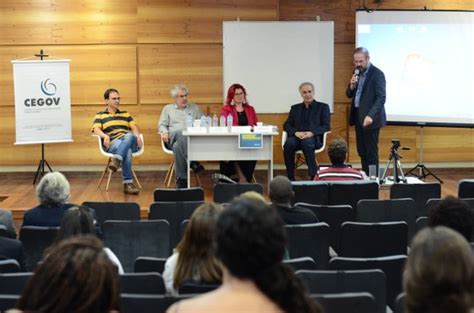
left=110, top=97, right=120, bottom=101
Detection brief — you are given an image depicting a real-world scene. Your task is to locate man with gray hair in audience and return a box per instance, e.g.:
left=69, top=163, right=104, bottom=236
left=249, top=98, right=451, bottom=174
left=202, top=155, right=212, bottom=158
left=22, top=172, right=75, bottom=227
left=269, top=175, right=318, bottom=225
left=158, top=83, right=204, bottom=188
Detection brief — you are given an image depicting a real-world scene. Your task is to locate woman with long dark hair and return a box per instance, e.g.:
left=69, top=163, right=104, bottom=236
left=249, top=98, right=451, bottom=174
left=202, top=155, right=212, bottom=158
left=10, top=236, right=120, bottom=313
left=162, top=202, right=224, bottom=295
left=167, top=197, right=321, bottom=313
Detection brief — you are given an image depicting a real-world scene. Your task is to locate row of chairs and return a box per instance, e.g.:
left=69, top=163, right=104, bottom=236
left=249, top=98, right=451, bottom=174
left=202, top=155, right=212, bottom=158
left=0, top=268, right=405, bottom=313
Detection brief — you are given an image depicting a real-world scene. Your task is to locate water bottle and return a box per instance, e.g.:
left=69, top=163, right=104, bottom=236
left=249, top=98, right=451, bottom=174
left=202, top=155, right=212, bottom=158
left=206, top=115, right=212, bottom=128
left=212, top=114, right=218, bottom=127
left=186, top=112, right=193, bottom=127
left=200, top=115, right=207, bottom=127
left=227, top=114, right=233, bottom=132
left=220, top=115, right=226, bottom=127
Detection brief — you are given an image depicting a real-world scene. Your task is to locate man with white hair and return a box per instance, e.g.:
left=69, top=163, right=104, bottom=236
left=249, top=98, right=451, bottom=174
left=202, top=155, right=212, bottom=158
left=158, top=83, right=203, bottom=188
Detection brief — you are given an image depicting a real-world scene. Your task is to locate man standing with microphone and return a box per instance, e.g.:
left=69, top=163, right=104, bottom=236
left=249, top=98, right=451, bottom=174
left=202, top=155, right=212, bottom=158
left=346, top=47, right=386, bottom=176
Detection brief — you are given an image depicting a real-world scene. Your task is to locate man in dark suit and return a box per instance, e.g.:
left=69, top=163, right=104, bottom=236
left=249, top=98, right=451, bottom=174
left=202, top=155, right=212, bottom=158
left=283, top=82, right=330, bottom=180
left=346, top=47, right=386, bottom=176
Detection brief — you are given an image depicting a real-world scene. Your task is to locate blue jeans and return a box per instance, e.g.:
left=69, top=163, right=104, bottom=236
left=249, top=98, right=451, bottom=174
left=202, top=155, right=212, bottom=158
left=107, top=132, right=138, bottom=183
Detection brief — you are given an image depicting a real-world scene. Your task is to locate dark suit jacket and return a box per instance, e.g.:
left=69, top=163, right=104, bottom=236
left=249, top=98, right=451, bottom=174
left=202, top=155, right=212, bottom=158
left=0, top=237, right=25, bottom=271
left=22, top=203, right=75, bottom=227
left=283, top=100, right=330, bottom=138
left=346, top=64, right=387, bottom=129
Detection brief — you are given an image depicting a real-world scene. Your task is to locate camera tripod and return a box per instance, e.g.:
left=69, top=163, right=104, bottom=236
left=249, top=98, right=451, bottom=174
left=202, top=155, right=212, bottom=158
left=381, top=146, right=407, bottom=184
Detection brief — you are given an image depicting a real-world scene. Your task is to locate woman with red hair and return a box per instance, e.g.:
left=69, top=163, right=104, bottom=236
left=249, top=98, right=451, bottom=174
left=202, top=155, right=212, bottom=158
left=220, top=83, right=258, bottom=183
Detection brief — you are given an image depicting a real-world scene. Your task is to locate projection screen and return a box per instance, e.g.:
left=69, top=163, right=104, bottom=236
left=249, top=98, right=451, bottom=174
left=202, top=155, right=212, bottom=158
left=356, top=10, right=474, bottom=127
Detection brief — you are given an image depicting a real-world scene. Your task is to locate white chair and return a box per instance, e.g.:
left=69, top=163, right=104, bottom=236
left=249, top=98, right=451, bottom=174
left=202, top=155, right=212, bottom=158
left=281, top=131, right=331, bottom=169
left=160, top=134, right=200, bottom=188
left=95, top=134, right=144, bottom=191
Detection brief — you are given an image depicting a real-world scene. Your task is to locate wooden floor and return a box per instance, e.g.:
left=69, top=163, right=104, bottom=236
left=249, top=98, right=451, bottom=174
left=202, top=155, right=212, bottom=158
left=1, top=168, right=472, bottom=225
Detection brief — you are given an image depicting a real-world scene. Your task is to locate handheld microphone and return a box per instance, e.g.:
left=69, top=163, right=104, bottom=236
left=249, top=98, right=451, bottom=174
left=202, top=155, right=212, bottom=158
left=353, top=67, right=361, bottom=79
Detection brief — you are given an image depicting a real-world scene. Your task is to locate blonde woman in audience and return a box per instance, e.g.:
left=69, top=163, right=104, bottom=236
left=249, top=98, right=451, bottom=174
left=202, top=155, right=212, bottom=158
left=162, top=202, right=224, bottom=295
left=167, top=197, right=321, bottom=313
left=404, top=226, right=474, bottom=313
left=9, top=235, right=120, bottom=313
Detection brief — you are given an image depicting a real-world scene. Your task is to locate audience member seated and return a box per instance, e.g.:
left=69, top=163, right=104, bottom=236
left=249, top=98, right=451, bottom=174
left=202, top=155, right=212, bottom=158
left=167, top=197, right=322, bottom=313
left=0, top=208, right=17, bottom=238
left=52, top=205, right=123, bottom=274
left=162, top=203, right=224, bottom=295
left=403, top=226, right=474, bottom=313
left=0, top=236, right=25, bottom=270
left=428, top=196, right=474, bottom=242
left=314, top=139, right=365, bottom=181
left=9, top=235, right=120, bottom=313
left=240, top=191, right=267, bottom=204
left=22, top=172, right=76, bottom=227
left=269, top=176, right=318, bottom=224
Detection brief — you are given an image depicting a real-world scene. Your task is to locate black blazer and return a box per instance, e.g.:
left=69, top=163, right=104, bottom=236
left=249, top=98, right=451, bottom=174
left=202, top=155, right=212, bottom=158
left=0, top=237, right=25, bottom=271
left=284, top=100, right=330, bottom=138
left=346, top=64, right=387, bottom=129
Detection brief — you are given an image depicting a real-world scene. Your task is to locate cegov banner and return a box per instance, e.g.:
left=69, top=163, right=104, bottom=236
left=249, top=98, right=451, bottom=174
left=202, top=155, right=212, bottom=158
left=11, top=59, right=72, bottom=145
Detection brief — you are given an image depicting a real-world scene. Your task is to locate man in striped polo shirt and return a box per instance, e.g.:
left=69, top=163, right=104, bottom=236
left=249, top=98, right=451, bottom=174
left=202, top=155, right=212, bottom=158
left=314, top=139, right=365, bottom=181
left=92, top=88, right=142, bottom=194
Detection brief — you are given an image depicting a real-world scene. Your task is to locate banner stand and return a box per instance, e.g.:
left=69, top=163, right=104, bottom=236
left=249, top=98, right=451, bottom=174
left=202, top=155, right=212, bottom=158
left=31, top=50, right=54, bottom=184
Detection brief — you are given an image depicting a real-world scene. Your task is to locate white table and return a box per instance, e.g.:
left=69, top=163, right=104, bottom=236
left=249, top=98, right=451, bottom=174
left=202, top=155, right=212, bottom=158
left=183, top=130, right=278, bottom=188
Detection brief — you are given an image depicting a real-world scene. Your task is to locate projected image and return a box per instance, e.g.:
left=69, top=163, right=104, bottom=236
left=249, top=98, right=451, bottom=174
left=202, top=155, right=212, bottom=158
left=357, top=11, right=474, bottom=125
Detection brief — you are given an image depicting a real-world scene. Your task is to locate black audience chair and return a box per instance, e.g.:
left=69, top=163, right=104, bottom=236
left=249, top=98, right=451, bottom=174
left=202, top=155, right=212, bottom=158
left=0, top=259, right=20, bottom=273
left=291, top=181, right=329, bottom=205
left=415, top=216, right=429, bottom=234
left=283, top=257, right=317, bottom=271
left=285, top=222, right=330, bottom=269
left=296, top=269, right=386, bottom=313
left=179, top=219, right=189, bottom=243
left=0, top=294, right=21, bottom=312
left=19, top=226, right=59, bottom=271
left=0, top=225, right=9, bottom=238
left=82, top=201, right=141, bottom=228
left=149, top=201, right=203, bottom=249
left=339, top=221, right=408, bottom=257
left=179, top=282, right=220, bottom=294
left=103, top=220, right=170, bottom=272
left=295, top=203, right=354, bottom=253
left=311, top=292, right=377, bottom=313
left=120, top=294, right=193, bottom=313
left=213, top=183, right=263, bottom=203
left=328, top=181, right=379, bottom=209
left=394, top=293, right=405, bottom=313
left=153, top=187, right=204, bottom=202
left=134, top=257, right=167, bottom=274
left=390, top=183, right=441, bottom=217
left=329, top=254, right=407, bottom=311
left=357, top=198, right=416, bottom=242
left=120, top=273, right=166, bottom=294
left=0, top=272, right=33, bottom=295
left=458, top=179, right=474, bottom=198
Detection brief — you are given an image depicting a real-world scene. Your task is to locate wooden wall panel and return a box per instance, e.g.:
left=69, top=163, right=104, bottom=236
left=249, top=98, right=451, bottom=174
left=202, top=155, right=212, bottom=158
left=0, top=0, right=137, bottom=45
left=0, top=0, right=472, bottom=168
left=0, top=46, right=137, bottom=106
left=139, top=44, right=222, bottom=104
left=138, top=0, right=278, bottom=43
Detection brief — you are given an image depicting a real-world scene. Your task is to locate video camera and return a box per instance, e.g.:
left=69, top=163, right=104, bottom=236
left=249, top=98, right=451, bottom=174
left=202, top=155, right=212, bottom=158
left=391, top=138, right=401, bottom=150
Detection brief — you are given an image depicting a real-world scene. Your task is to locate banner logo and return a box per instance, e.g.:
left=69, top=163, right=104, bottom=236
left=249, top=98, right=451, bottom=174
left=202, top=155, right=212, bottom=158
left=24, top=78, right=61, bottom=107
left=40, top=78, right=57, bottom=96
